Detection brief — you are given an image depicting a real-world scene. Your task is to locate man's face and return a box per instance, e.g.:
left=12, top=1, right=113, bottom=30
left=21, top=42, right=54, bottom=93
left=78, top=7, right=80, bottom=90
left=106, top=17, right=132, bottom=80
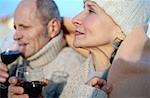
left=14, top=0, right=50, bottom=58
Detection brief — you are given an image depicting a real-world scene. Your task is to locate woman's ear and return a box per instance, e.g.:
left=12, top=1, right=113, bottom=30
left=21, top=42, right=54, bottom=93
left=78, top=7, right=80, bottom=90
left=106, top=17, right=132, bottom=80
left=112, top=29, right=126, bottom=42
left=47, top=18, right=61, bottom=38
left=116, top=31, right=126, bottom=41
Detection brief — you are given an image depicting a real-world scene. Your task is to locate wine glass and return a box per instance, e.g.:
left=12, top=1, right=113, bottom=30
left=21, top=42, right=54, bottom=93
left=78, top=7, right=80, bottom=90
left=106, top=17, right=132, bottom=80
left=0, top=36, right=21, bottom=97
left=0, top=36, right=21, bottom=65
left=16, top=66, right=48, bottom=98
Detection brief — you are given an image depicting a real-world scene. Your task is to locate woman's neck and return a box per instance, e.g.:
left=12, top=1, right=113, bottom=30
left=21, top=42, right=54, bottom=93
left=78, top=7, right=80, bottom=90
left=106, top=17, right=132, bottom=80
left=90, top=44, right=114, bottom=71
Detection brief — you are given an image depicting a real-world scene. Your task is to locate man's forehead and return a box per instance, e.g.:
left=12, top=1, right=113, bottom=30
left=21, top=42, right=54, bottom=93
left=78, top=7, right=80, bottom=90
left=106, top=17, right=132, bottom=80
left=17, top=0, right=37, bottom=10
left=15, top=0, right=37, bottom=16
left=14, top=0, right=40, bottom=23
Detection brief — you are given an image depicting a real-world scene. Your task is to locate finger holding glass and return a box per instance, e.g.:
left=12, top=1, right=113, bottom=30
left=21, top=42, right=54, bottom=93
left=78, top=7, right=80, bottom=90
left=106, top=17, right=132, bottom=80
left=0, top=62, right=8, bottom=83
left=8, top=76, right=28, bottom=98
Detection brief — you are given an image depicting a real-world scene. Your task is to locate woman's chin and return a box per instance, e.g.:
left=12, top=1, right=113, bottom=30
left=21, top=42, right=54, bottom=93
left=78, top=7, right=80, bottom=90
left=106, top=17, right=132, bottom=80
left=73, top=41, right=86, bottom=48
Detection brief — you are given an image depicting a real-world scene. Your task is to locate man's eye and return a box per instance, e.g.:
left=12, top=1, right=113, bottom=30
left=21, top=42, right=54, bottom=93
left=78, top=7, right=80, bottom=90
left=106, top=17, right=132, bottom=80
left=14, top=25, right=16, bottom=30
left=21, top=26, right=30, bottom=29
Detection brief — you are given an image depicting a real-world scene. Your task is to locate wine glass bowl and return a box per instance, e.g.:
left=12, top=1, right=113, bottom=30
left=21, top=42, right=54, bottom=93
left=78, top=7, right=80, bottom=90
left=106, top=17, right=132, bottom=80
left=1, top=50, right=20, bottom=65
left=16, top=66, right=48, bottom=98
left=0, top=36, right=21, bottom=65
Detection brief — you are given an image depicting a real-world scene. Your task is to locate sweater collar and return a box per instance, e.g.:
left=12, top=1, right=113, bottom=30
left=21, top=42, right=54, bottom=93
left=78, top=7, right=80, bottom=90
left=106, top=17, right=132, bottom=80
left=25, top=32, right=66, bottom=68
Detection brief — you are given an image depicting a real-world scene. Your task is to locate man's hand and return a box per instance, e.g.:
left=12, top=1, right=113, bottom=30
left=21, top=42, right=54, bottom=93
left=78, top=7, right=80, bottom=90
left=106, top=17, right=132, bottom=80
left=8, top=77, right=29, bottom=98
left=0, top=62, right=9, bottom=83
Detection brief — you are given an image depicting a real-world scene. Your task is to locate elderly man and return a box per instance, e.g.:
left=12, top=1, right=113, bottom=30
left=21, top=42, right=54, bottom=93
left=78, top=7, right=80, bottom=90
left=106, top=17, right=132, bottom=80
left=0, top=0, right=86, bottom=98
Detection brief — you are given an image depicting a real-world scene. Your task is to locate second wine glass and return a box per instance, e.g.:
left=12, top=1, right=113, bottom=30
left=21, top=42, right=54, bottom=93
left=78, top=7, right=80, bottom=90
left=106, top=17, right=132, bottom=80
left=16, top=66, right=48, bottom=98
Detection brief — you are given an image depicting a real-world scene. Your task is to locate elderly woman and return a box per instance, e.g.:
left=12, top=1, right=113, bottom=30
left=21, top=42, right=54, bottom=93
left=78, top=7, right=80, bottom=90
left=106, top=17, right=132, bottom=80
left=70, top=0, right=150, bottom=98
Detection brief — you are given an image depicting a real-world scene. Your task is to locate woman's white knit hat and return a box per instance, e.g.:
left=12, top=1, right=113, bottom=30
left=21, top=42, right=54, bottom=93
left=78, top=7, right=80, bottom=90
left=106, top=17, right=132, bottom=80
left=84, top=0, right=150, bottom=35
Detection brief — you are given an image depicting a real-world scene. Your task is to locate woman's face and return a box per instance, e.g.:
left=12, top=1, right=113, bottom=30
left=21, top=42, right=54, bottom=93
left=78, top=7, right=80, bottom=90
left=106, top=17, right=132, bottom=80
left=72, top=1, right=118, bottom=48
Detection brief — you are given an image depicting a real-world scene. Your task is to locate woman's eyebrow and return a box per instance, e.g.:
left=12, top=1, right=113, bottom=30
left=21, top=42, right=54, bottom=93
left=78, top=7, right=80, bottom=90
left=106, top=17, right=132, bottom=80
left=85, top=3, right=97, bottom=10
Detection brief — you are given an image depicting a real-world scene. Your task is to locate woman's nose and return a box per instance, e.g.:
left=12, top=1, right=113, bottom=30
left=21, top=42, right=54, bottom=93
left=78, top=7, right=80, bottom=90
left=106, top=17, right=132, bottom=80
left=72, top=11, right=84, bottom=27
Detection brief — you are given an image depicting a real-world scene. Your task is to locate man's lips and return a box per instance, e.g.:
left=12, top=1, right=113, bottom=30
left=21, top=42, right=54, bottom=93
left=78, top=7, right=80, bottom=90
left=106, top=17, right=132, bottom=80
left=18, top=41, right=28, bottom=45
left=18, top=43, right=28, bottom=51
left=18, top=43, right=26, bottom=46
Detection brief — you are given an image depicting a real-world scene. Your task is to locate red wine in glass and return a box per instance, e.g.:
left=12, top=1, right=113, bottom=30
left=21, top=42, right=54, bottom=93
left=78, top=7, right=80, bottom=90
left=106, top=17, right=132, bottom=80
left=16, top=67, right=48, bottom=98
left=16, top=80, right=47, bottom=98
left=1, top=50, right=20, bottom=65
left=0, top=35, right=21, bottom=65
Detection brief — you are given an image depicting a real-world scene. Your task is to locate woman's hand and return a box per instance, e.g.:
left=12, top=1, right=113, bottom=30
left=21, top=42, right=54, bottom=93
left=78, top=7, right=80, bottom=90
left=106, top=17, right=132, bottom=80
left=87, top=76, right=112, bottom=94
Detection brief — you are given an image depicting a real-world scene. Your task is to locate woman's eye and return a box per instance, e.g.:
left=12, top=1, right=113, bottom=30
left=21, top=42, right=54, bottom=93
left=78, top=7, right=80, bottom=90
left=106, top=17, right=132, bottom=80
left=88, top=9, right=95, bottom=14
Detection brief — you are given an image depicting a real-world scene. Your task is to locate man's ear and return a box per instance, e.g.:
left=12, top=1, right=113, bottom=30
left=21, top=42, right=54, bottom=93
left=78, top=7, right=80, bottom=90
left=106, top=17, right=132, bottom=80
left=47, top=18, right=61, bottom=38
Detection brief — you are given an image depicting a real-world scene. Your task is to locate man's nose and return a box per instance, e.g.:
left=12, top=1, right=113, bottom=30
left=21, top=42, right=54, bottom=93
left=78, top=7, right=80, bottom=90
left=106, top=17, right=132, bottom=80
left=13, top=30, right=23, bottom=40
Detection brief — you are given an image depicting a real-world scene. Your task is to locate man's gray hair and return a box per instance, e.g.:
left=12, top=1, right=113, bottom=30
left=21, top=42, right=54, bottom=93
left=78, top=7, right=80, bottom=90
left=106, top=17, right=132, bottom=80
left=36, top=0, right=61, bottom=25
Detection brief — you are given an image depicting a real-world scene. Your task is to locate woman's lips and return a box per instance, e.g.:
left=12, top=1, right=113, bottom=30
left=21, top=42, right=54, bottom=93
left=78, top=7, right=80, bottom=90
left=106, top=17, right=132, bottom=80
left=75, top=31, right=84, bottom=36
left=75, top=30, right=85, bottom=40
